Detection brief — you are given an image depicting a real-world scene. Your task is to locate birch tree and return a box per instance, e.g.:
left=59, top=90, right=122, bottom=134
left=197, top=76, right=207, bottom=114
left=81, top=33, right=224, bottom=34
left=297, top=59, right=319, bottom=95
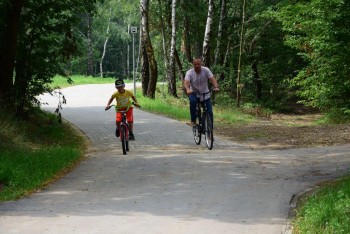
left=168, top=0, right=177, bottom=97
left=157, top=0, right=169, bottom=95
left=202, top=0, right=214, bottom=67
left=99, top=8, right=112, bottom=78
left=214, top=0, right=226, bottom=65
left=237, top=0, right=246, bottom=107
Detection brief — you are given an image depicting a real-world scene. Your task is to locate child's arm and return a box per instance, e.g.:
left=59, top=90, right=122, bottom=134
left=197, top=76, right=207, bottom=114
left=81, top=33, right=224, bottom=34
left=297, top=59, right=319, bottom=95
left=131, top=95, right=140, bottom=107
left=105, top=96, right=114, bottom=110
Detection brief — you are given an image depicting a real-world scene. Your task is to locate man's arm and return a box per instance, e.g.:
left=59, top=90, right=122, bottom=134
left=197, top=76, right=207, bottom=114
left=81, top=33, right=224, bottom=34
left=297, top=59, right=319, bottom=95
left=184, top=79, right=192, bottom=95
left=209, top=76, right=219, bottom=91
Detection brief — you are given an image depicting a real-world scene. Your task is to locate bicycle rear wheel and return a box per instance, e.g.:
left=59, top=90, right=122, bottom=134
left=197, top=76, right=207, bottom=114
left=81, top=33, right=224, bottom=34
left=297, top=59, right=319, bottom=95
left=120, top=125, right=127, bottom=155
left=204, top=113, right=213, bottom=150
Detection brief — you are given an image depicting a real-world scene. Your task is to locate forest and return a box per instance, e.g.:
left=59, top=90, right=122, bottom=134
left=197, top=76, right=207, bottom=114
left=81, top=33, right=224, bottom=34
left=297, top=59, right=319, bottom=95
left=1, top=0, right=350, bottom=121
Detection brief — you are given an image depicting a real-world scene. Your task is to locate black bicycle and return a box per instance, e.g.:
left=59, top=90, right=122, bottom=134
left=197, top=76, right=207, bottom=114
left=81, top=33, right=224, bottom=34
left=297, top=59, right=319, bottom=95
left=192, top=91, right=214, bottom=150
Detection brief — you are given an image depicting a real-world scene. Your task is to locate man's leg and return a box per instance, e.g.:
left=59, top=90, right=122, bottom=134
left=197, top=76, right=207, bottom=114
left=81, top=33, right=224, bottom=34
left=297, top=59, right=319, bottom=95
left=189, top=93, right=198, bottom=124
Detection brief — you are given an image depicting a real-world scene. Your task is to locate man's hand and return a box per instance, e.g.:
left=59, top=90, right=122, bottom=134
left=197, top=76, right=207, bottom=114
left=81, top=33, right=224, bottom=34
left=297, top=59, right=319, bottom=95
left=213, top=87, right=220, bottom=92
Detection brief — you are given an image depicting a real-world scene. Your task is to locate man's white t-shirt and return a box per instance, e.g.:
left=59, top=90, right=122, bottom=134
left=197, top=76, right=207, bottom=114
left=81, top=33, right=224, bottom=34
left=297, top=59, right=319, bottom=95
left=185, top=66, right=213, bottom=101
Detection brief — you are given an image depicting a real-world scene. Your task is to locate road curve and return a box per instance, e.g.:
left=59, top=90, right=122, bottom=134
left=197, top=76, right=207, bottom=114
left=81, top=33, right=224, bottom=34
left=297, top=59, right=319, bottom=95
left=1, top=84, right=349, bottom=234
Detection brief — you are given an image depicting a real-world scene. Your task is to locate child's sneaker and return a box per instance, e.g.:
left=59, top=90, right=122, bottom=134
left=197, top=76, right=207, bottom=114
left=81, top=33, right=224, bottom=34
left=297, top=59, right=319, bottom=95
left=115, top=128, right=120, bottom=137
left=129, top=132, right=135, bottom=141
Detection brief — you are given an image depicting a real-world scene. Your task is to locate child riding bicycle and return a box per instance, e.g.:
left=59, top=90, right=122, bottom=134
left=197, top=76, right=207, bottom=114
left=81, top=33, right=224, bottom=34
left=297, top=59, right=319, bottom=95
left=105, top=79, right=140, bottom=140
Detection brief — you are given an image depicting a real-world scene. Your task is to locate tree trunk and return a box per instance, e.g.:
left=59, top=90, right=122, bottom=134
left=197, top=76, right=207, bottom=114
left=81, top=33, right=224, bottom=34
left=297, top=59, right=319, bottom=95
left=237, top=0, right=246, bottom=107
left=202, top=0, right=214, bottom=67
left=214, top=0, right=226, bottom=66
left=86, top=13, right=94, bottom=76
left=252, top=62, right=262, bottom=100
left=168, top=0, right=177, bottom=97
left=127, top=25, right=130, bottom=78
left=180, top=0, right=192, bottom=63
left=140, top=45, right=149, bottom=96
left=174, top=48, right=186, bottom=94
left=158, top=0, right=170, bottom=96
left=0, top=0, right=25, bottom=103
left=248, top=20, right=272, bottom=101
left=140, top=0, right=158, bottom=99
left=99, top=8, right=111, bottom=78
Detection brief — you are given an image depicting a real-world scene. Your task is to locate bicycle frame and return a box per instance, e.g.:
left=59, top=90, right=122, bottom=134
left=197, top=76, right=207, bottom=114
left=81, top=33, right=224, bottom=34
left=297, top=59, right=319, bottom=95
left=118, top=108, right=129, bottom=138
left=196, top=91, right=210, bottom=132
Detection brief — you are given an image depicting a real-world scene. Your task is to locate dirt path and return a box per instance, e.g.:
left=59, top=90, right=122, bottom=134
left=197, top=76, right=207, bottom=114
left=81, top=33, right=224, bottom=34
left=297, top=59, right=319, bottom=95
left=216, top=113, right=350, bottom=150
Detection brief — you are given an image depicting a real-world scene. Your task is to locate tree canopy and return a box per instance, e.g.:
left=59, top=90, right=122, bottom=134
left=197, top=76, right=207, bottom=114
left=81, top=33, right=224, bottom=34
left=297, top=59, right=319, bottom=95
left=1, top=0, right=349, bottom=120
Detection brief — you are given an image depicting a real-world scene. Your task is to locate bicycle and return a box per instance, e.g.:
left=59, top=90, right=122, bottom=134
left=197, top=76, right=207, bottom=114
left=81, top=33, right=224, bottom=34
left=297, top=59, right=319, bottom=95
left=192, top=90, right=214, bottom=150
left=105, top=103, right=138, bottom=155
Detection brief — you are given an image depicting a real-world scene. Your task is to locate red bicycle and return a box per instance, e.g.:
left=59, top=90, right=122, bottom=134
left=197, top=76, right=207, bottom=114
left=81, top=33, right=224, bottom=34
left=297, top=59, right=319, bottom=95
left=106, top=103, right=137, bottom=155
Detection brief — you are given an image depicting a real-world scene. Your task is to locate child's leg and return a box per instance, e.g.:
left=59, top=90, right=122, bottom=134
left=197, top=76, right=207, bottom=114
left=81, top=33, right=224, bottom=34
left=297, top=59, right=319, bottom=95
left=116, top=121, right=121, bottom=129
left=128, top=122, right=133, bottom=132
left=126, top=108, right=134, bottom=133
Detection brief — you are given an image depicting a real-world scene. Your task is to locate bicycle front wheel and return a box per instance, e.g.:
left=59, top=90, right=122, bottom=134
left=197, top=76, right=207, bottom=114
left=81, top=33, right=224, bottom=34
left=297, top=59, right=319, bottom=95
left=120, top=125, right=127, bottom=155
left=204, top=114, right=213, bottom=150
left=126, top=138, right=129, bottom=152
left=193, top=124, right=201, bottom=145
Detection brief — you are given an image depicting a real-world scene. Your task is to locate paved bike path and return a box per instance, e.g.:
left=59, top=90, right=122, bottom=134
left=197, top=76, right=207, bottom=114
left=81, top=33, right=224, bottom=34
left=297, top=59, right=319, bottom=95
left=1, top=84, right=350, bottom=234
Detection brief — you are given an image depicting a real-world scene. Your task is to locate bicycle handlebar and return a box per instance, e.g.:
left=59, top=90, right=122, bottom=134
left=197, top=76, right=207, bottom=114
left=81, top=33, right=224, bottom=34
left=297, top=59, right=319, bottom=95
left=105, top=102, right=140, bottom=111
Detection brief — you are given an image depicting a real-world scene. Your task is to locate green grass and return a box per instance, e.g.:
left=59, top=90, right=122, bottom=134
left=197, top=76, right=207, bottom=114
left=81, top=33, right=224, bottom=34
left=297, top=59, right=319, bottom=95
left=0, top=108, right=86, bottom=201
left=293, top=176, right=350, bottom=233
left=136, top=89, right=255, bottom=125
left=51, top=75, right=124, bottom=88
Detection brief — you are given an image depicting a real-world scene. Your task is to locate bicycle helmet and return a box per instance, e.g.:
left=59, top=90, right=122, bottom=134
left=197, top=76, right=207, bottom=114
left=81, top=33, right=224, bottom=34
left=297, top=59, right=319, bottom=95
left=115, top=79, right=125, bottom=88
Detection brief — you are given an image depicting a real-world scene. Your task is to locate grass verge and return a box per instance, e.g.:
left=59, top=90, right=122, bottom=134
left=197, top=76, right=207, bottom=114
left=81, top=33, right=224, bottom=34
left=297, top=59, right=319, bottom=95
left=51, top=75, right=127, bottom=88
left=0, top=108, right=87, bottom=201
left=135, top=89, right=255, bottom=125
left=293, top=176, right=350, bottom=233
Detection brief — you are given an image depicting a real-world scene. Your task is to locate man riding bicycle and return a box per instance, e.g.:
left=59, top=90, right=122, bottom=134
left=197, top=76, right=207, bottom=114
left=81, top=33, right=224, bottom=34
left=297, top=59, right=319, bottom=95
left=183, top=57, right=219, bottom=127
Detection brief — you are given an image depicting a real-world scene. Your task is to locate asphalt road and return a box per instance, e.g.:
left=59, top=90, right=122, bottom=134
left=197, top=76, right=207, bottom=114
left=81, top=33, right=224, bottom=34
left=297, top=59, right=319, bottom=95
left=1, top=84, right=349, bottom=234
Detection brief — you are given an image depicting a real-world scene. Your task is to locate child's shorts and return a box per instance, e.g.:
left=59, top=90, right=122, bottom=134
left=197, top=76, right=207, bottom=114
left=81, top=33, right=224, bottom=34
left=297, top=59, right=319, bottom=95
left=116, top=107, right=133, bottom=123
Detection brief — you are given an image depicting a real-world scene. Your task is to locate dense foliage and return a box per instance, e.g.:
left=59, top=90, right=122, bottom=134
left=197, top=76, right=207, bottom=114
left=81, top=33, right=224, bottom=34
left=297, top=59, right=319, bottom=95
left=1, top=0, right=349, bottom=120
left=0, top=0, right=97, bottom=117
left=275, top=0, right=350, bottom=118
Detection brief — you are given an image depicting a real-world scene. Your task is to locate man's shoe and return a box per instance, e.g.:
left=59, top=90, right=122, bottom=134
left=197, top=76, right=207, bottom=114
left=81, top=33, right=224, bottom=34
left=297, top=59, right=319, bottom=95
left=129, top=132, right=135, bottom=141
left=115, top=128, right=120, bottom=137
